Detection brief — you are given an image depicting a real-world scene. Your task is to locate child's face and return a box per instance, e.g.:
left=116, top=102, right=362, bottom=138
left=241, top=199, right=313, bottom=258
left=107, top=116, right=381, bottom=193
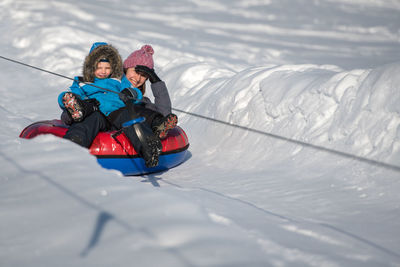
left=125, top=67, right=147, bottom=88
left=95, top=62, right=112, bottom=79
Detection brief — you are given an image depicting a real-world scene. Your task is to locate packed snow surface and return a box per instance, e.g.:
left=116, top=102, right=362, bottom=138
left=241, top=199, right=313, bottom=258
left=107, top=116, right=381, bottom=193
left=1, top=0, right=400, bottom=266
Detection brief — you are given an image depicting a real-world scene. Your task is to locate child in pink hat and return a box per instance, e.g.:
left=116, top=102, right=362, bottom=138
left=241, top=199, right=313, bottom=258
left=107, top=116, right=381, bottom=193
left=121, top=45, right=178, bottom=139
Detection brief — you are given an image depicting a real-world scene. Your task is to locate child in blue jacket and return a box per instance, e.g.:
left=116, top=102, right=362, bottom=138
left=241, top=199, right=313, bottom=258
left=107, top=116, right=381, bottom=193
left=59, top=42, right=161, bottom=167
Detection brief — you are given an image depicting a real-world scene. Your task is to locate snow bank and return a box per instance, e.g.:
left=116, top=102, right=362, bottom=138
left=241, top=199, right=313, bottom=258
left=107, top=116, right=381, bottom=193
left=1, top=0, right=400, bottom=266
left=167, top=60, right=400, bottom=170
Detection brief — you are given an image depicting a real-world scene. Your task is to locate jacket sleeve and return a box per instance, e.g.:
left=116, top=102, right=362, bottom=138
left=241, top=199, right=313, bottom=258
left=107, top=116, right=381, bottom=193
left=68, top=77, right=86, bottom=97
left=146, top=81, right=172, bottom=116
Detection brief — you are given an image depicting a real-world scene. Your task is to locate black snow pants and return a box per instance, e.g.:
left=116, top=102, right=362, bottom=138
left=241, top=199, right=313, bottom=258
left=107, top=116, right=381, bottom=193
left=63, top=105, right=162, bottom=151
left=63, top=111, right=109, bottom=148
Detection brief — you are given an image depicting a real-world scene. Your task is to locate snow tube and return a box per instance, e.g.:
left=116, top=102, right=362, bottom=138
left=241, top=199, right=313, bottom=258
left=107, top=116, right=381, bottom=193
left=19, top=120, right=189, bottom=176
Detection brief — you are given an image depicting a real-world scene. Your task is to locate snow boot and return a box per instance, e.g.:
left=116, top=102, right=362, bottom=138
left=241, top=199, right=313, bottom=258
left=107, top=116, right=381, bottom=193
left=126, top=123, right=162, bottom=168
left=140, top=132, right=162, bottom=168
left=152, top=113, right=178, bottom=139
left=62, top=92, right=85, bottom=122
left=62, top=93, right=99, bottom=123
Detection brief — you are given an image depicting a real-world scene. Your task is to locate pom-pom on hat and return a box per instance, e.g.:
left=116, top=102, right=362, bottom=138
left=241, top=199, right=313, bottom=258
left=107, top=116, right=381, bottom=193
left=123, top=45, right=154, bottom=70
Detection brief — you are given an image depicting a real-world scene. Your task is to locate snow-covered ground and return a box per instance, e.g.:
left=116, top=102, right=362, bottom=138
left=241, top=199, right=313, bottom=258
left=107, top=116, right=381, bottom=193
left=1, top=0, right=400, bottom=266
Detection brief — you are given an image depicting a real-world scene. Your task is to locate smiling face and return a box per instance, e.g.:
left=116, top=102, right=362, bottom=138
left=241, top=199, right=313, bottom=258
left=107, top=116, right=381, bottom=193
left=125, top=67, right=147, bottom=88
left=94, top=61, right=112, bottom=79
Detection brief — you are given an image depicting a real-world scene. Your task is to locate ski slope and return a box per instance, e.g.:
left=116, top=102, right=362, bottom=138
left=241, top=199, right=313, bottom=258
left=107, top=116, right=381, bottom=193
left=1, top=0, right=400, bottom=266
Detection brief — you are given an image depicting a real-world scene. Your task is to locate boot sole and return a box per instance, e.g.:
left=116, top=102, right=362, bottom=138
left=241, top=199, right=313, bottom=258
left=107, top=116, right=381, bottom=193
left=144, top=136, right=162, bottom=168
left=63, top=93, right=83, bottom=122
left=158, top=115, right=178, bottom=139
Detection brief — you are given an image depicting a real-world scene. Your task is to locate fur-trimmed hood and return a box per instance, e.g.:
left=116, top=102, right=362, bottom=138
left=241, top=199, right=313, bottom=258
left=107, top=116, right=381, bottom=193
left=82, top=43, right=123, bottom=82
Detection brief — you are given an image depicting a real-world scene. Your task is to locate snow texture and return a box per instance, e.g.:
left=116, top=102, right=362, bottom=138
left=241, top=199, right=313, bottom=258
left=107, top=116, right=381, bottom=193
left=1, top=0, right=400, bottom=266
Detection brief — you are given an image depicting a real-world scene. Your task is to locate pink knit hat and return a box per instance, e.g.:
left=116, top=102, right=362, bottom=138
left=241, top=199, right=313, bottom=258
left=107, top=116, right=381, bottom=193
left=123, top=45, right=154, bottom=69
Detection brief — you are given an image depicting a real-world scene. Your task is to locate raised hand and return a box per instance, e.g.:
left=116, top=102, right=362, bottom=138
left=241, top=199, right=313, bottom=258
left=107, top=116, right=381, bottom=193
left=135, top=65, right=161, bottom=83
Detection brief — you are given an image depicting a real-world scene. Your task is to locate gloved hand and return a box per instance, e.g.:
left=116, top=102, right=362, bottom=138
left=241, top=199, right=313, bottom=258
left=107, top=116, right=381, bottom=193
left=84, top=98, right=100, bottom=108
left=82, top=98, right=100, bottom=113
left=119, top=87, right=143, bottom=103
left=135, top=65, right=161, bottom=83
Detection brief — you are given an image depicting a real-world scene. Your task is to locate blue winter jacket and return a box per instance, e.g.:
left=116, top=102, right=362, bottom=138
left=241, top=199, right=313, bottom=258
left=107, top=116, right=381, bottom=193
left=58, top=76, right=142, bottom=116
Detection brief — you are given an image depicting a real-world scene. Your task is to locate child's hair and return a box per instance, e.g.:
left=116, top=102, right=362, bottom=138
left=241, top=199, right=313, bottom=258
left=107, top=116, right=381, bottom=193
left=83, top=43, right=123, bottom=82
left=139, top=83, right=146, bottom=95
